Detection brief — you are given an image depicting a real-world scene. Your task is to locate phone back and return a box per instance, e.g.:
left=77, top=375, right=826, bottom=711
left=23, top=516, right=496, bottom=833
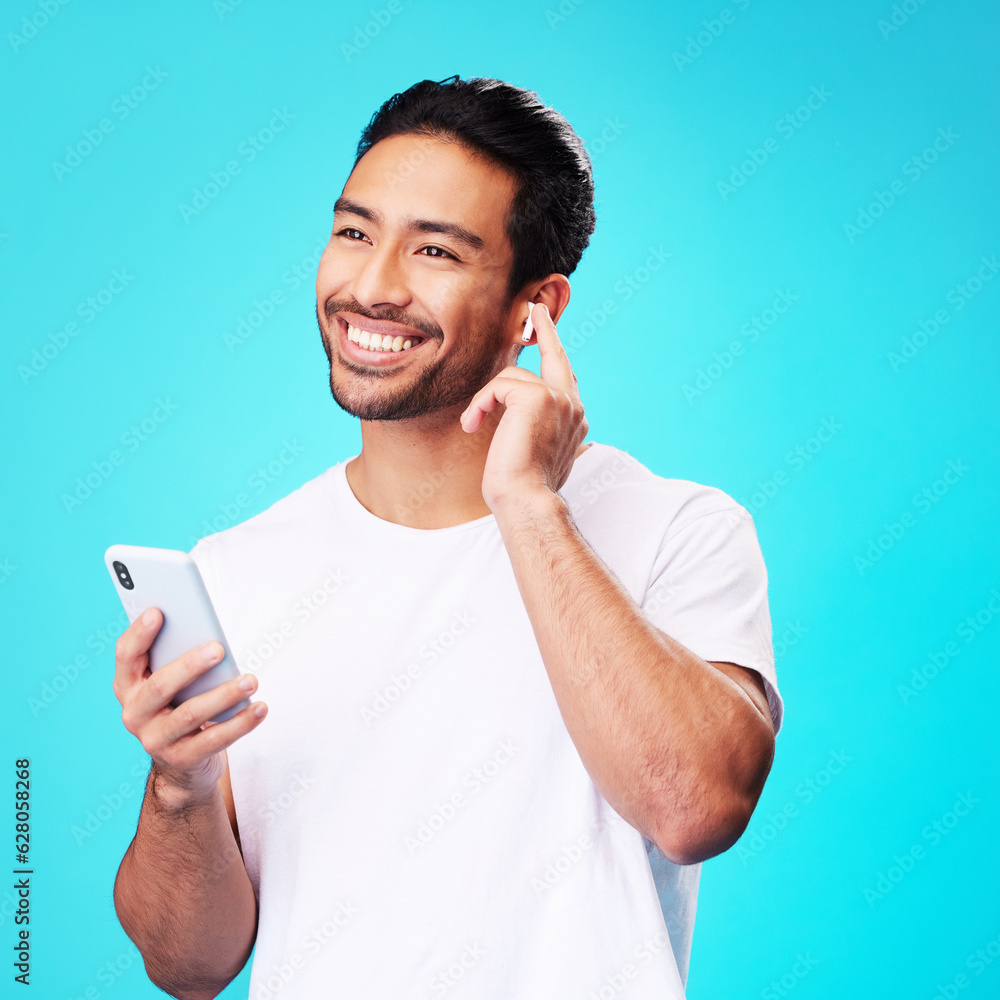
left=104, top=544, right=246, bottom=721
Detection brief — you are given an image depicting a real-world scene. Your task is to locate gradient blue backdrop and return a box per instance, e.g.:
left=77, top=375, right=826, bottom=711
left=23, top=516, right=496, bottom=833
left=3, top=1, right=998, bottom=997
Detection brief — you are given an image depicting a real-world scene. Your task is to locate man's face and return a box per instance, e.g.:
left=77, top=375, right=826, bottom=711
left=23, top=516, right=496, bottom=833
left=316, top=132, right=523, bottom=422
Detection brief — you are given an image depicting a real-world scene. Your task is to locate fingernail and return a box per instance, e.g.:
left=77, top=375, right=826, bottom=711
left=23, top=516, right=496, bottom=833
left=238, top=674, right=256, bottom=692
left=254, top=703, right=268, bottom=718
left=202, top=642, right=222, bottom=663
left=142, top=608, right=157, bottom=626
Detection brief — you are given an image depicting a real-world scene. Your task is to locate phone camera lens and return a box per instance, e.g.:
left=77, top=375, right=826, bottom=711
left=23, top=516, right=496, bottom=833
left=113, top=561, right=135, bottom=591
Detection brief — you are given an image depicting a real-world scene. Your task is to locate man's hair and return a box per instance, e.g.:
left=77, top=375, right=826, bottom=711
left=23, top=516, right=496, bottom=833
left=353, top=75, right=597, bottom=303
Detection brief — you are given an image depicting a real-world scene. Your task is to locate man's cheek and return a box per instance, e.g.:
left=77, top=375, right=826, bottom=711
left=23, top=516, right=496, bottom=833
left=426, top=275, right=462, bottom=312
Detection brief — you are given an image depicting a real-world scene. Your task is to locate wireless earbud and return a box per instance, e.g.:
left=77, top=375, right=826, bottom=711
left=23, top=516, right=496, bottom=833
left=521, top=305, right=535, bottom=343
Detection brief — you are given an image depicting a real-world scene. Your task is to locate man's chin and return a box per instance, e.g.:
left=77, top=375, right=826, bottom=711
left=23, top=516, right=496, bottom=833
left=327, top=377, right=441, bottom=422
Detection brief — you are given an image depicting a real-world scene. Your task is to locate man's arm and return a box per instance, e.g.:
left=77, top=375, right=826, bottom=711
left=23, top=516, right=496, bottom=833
left=115, top=768, right=257, bottom=999
left=493, top=490, right=775, bottom=867
left=462, top=299, right=774, bottom=866
left=113, top=611, right=265, bottom=998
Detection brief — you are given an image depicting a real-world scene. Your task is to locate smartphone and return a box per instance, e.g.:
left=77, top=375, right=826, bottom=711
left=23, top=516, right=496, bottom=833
left=104, top=544, right=250, bottom=724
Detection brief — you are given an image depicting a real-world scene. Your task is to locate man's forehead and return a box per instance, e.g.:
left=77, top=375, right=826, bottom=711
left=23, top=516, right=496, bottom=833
left=340, top=133, right=516, bottom=257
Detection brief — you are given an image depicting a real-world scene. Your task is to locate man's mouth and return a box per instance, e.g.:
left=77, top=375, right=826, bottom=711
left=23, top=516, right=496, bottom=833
left=345, top=322, right=424, bottom=354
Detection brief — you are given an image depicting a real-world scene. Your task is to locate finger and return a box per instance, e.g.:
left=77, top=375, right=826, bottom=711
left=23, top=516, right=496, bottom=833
left=153, top=672, right=261, bottom=749
left=113, top=607, right=163, bottom=699
left=460, top=369, right=539, bottom=431
left=481, top=364, right=539, bottom=384
left=531, top=303, right=579, bottom=396
left=460, top=375, right=540, bottom=434
left=127, top=640, right=229, bottom=725
left=149, top=696, right=267, bottom=773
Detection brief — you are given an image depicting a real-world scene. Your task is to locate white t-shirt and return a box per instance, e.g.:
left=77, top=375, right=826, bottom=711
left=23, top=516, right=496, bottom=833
left=190, top=441, right=782, bottom=999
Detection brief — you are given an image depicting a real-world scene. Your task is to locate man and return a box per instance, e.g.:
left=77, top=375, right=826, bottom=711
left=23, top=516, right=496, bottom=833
left=113, top=75, right=783, bottom=999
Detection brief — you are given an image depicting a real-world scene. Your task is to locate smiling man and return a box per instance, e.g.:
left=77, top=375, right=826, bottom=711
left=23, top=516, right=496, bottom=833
left=112, top=75, right=783, bottom=999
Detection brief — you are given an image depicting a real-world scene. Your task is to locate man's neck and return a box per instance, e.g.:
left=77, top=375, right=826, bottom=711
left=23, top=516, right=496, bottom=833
left=345, top=403, right=589, bottom=529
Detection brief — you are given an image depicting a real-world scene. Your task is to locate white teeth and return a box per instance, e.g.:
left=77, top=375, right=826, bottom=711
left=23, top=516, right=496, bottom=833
left=347, top=323, right=420, bottom=353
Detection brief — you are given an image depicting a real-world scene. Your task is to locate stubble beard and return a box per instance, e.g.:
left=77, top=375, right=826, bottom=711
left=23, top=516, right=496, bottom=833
left=317, top=299, right=518, bottom=422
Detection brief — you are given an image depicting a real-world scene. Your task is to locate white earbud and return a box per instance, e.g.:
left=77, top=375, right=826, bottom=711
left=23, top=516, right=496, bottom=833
left=521, top=305, right=534, bottom=343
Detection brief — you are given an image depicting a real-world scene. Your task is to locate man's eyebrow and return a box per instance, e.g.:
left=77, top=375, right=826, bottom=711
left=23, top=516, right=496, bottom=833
left=333, top=197, right=486, bottom=254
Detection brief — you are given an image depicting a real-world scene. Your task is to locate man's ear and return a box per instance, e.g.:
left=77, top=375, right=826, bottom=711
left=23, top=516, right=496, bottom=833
left=515, top=275, right=571, bottom=345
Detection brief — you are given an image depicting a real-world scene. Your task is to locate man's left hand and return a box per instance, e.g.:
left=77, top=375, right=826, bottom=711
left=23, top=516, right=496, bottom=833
left=459, top=302, right=588, bottom=514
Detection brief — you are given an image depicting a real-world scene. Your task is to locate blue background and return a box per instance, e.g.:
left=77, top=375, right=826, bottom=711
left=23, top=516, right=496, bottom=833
left=3, top=1, right=998, bottom=997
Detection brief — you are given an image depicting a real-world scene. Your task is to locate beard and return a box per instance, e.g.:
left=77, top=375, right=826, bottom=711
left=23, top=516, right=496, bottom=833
left=317, top=297, right=517, bottom=422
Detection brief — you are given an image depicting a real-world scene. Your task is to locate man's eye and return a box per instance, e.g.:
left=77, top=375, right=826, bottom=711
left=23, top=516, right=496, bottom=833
left=334, top=230, right=455, bottom=260
left=420, top=246, right=455, bottom=260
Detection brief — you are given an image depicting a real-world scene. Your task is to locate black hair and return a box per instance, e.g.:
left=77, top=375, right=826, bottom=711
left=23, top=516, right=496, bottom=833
left=353, top=75, right=596, bottom=303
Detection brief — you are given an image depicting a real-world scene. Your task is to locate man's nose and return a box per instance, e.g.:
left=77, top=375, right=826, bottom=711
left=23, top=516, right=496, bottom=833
left=350, top=243, right=411, bottom=310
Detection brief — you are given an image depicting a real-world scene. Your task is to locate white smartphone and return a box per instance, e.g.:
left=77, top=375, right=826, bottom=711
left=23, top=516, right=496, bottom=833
left=104, top=544, right=250, bottom=724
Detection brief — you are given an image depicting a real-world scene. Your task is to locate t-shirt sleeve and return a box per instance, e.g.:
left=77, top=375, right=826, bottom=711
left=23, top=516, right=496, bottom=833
left=640, top=505, right=783, bottom=735
left=188, top=536, right=227, bottom=628
left=188, top=538, right=213, bottom=592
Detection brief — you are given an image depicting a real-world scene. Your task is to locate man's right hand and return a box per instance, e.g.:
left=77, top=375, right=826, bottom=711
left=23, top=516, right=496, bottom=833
left=113, top=607, right=267, bottom=806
